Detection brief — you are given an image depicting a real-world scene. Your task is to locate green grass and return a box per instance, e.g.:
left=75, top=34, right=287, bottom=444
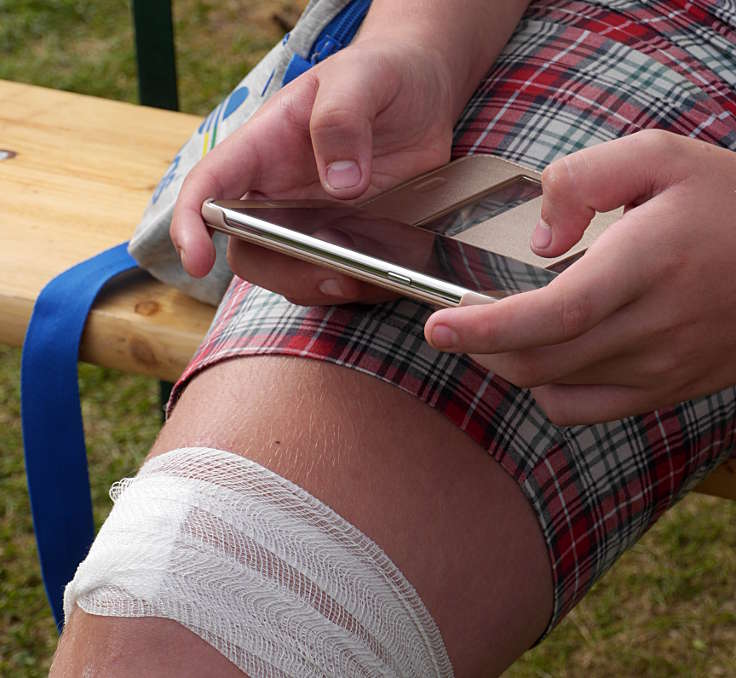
left=1, top=1, right=735, bottom=675
left=0, top=0, right=303, bottom=114
left=1, top=346, right=160, bottom=676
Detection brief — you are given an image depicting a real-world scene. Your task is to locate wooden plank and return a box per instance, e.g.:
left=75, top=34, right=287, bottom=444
left=0, top=79, right=733, bottom=498
left=0, top=79, right=214, bottom=380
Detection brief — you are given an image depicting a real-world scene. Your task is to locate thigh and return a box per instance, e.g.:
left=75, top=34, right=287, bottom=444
left=57, top=355, right=553, bottom=678
left=154, top=356, right=554, bottom=676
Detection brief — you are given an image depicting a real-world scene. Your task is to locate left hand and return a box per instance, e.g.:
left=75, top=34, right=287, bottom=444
left=170, top=36, right=457, bottom=304
left=424, top=130, right=736, bottom=425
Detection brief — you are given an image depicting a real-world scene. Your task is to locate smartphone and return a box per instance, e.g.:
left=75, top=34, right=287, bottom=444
left=201, top=156, right=619, bottom=307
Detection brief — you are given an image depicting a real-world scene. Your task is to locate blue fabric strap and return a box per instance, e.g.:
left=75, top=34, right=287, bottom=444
left=20, top=242, right=137, bottom=632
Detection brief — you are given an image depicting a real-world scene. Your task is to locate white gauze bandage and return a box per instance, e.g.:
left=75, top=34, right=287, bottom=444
left=64, top=447, right=453, bottom=677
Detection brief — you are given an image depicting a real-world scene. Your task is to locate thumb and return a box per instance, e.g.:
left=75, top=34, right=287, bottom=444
left=531, top=129, right=679, bottom=257
left=309, top=68, right=385, bottom=199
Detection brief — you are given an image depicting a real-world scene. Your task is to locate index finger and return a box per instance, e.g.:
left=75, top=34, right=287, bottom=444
left=169, top=122, right=264, bottom=278
left=424, top=208, right=651, bottom=354
left=170, top=78, right=321, bottom=277
left=533, top=129, right=686, bottom=257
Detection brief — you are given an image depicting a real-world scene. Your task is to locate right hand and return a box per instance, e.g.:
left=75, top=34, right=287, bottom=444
left=170, top=36, right=458, bottom=305
left=424, top=131, right=736, bottom=424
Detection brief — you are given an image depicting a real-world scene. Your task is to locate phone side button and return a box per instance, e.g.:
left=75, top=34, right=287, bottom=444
left=386, top=271, right=412, bottom=285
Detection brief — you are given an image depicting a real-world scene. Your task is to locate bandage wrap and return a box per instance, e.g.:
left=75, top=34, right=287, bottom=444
left=64, top=447, right=452, bottom=677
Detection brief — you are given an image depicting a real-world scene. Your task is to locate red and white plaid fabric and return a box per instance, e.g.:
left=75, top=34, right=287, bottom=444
left=170, top=0, right=736, bottom=637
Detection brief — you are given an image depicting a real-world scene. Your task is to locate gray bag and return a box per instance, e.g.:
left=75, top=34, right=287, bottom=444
left=128, top=0, right=368, bottom=305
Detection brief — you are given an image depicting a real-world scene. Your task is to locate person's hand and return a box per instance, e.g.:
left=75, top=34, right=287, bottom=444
left=170, top=36, right=457, bottom=305
left=424, top=130, right=736, bottom=424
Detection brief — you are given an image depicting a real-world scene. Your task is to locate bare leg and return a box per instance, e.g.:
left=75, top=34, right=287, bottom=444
left=52, top=613, right=244, bottom=678
left=51, top=356, right=553, bottom=677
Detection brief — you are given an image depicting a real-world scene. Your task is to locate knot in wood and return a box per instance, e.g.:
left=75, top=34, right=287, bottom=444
left=134, top=300, right=160, bottom=316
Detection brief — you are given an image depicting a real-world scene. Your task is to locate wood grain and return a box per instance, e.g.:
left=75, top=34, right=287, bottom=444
left=0, top=79, right=214, bottom=381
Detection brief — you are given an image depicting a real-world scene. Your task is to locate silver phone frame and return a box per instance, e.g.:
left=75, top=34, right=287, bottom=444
left=202, top=199, right=496, bottom=307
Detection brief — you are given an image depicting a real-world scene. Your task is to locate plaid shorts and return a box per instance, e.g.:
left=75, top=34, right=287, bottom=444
left=170, top=0, right=736, bottom=637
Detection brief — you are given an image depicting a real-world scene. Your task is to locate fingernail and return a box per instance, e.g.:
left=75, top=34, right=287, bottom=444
left=430, top=324, right=459, bottom=350
left=175, top=245, right=188, bottom=271
left=318, top=278, right=347, bottom=298
left=531, top=218, right=552, bottom=250
left=326, top=160, right=361, bottom=190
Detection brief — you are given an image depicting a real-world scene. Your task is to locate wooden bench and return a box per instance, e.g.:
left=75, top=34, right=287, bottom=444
left=0, top=79, right=212, bottom=382
left=1, top=77, right=734, bottom=499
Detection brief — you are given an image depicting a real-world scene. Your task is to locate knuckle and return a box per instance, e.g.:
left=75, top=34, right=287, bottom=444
left=474, top=312, right=500, bottom=348
left=498, top=354, right=545, bottom=389
left=277, top=76, right=319, bottom=130
left=541, top=155, right=576, bottom=200
left=456, top=307, right=499, bottom=352
left=644, top=334, right=693, bottom=385
left=310, top=104, right=366, bottom=140
left=636, top=127, right=669, bottom=147
left=509, top=366, right=537, bottom=389
left=556, top=287, right=593, bottom=339
left=540, top=156, right=596, bottom=230
left=620, top=129, right=685, bottom=195
left=541, top=152, right=604, bottom=236
left=644, top=350, right=679, bottom=381
left=635, top=128, right=678, bottom=162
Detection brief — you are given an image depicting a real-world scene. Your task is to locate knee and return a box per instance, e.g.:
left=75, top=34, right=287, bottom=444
left=59, top=447, right=452, bottom=677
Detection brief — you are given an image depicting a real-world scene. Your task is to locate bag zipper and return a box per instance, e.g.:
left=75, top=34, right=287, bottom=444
left=308, top=0, right=372, bottom=64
